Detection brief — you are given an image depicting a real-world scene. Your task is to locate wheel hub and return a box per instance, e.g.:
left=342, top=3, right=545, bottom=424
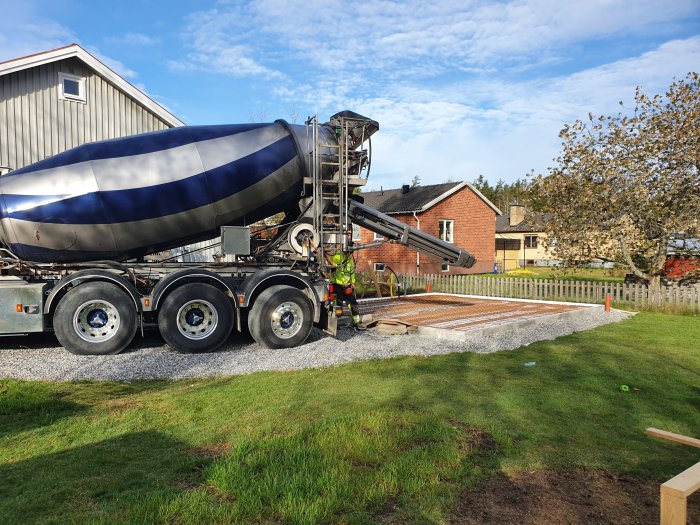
left=185, top=308, right=205, bottom=327
left=73, top=300, right=121, bottom=343
left=87, top=309, right=108, bottom=328
left=177, top=300, right=219, bottom=340
left=271, top=302, right=303, bottom=339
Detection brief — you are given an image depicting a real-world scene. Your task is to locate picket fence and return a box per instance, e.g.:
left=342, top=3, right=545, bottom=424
left=398, top=274, right=700, bottom=312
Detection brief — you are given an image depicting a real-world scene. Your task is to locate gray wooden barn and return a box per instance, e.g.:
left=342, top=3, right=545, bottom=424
left=0, top=43, right=184, bottom=174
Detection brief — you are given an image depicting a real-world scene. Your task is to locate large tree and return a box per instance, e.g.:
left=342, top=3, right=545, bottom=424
left=533, top=73, right=700, bottom=287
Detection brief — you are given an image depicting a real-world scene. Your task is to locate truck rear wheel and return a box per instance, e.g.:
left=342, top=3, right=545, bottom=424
left=158, top=283, right=234, bottom=353
left=54, top=282, right=137, bottom=355
left=248, top=285, right=313, bottom=349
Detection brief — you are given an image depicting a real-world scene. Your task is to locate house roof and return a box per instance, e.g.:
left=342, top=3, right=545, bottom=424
left=496, top=211, right=548, bottom=233
left=0, top=44, right=185, bottom=127
left=362, top=181, right=502, bottom=215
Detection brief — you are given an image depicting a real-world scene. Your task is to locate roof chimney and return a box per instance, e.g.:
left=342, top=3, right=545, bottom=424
left=402, top=184, right=410, bottom=194
left=509, top=204, right=525, bottom=227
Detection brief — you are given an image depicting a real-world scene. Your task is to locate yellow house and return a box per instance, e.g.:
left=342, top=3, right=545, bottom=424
left=495, top=205, right=558, bottom=271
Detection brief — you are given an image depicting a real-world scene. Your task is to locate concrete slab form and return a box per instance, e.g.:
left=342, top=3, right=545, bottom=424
left=358, top=293, right=603, bottom=342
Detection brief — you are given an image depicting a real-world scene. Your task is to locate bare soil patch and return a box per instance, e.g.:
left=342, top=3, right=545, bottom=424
left=185, top=442, right=232, bottom=458
left=452, top=469, right=700, bottom=525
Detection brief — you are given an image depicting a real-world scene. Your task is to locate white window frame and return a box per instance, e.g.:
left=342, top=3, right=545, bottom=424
left=441, top=263, right=450, bottom=272
left=351, top=223, right=361, bottom=242
left=374, top=262, right=386, bottom=272
left=373, top=231, right=384, bottom=241
left=439, top=219, right=454, bottom=243
left=58, top=72, right=86, bottom=103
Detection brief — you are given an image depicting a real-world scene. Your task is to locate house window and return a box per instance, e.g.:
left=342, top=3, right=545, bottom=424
left=374, top=263, right=386, bottom=272
left=58, top=72, right=86, bottom=103
left=351, top=224, right=361, bottom=242
left=373, top=232, right=384, bottom=241
left=524, top=235, right=538, bottom=249
left=441, top=263, right=450, bottom=272
left=496, top=238, right=521, bottom=250
left=439, top=220, right=454, bottom=243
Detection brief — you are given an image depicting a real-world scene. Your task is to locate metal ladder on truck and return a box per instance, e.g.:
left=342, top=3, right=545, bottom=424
left=306, top=113, right=373, bottom=271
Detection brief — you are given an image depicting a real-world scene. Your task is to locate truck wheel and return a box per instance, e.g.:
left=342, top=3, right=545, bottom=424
left=54, top=282, right=137, bottom=355
left=158, top=283, right=233, bottom=353
left=248, top=285, right=313, bottom=349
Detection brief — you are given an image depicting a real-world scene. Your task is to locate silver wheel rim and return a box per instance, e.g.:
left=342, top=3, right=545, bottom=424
left=270, top=301, right=303, bottom=339
left=176, top=300, right=219, bottom=340
left=73, top=300, right=121, bottom=343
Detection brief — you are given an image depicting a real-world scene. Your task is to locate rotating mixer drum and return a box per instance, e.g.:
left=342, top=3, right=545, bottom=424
left=0, top=120, right=337, bottom=263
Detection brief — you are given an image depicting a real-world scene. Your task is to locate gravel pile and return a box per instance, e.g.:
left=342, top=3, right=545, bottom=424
left=0, top=308, right=632, bottom=382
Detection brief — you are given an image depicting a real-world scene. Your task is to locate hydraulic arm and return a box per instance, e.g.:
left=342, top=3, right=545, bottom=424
left=348, top=200, right=476, bottom=268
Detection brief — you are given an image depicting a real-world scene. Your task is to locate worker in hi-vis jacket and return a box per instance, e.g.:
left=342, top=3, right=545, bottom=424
left=328, top=245, right=365, bottom=331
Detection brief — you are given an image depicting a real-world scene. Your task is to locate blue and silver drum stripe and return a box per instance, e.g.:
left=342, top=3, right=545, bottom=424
left=0, top=123, right=305, bottom=262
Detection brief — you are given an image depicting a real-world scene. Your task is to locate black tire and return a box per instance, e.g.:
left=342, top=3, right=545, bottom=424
left=157, top=283, right=234, bottom=353
left=248, top=285, right=313, bottom=349
left=54, top=282, right=137, bottom=356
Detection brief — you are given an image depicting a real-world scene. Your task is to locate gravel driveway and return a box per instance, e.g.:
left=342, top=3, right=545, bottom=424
left=0, top=308, right=632, bottom=382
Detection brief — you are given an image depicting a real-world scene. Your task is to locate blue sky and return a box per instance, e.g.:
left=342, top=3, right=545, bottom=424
left=1, top=0, right=698, bottom=189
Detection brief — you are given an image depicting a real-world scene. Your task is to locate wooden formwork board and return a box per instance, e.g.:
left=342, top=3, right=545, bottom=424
left=358, top=294, right=592, bottom=334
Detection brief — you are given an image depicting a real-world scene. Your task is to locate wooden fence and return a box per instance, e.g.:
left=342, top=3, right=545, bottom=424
left=397, top=274, right=700, bottom=312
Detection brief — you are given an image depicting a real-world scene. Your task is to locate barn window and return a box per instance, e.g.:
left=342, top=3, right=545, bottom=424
left=374, top=263, right=386, bottom=272
left=439, top=219, right=454, bottom=243
left=58, top=72, right=86, bottom=103
left=441, top=263, right=450, bottom=272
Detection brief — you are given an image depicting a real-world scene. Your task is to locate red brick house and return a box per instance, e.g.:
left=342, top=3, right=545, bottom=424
left=354, top=181, right=501, bottom=275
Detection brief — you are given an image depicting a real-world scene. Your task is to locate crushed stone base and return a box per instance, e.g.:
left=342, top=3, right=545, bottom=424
left=0, top=307, right=633, bottom=382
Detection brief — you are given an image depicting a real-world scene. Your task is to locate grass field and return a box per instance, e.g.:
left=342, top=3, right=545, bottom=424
left=1, top=312, right=698, bottom=524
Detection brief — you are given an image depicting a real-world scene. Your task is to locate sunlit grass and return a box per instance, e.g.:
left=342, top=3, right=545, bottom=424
left=0, top=312, right=698, bottom=523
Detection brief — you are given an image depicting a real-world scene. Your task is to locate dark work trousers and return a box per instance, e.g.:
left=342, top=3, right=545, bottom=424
left=339, top=285, right=361, bottom=324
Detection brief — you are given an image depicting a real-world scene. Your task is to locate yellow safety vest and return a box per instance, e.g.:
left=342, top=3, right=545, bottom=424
left=330, top=251, right=356, bottom=285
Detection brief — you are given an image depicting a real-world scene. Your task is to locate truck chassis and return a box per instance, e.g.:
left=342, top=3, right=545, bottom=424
left=0, top=112, right=476, bottom=355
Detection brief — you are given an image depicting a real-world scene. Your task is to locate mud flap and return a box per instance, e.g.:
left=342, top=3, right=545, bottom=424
left=317, top=308, right=338, bottom=337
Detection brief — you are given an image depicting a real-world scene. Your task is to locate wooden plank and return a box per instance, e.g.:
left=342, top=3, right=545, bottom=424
left=661, top=461, right=700, bottom=498
left=660, top=489, right=687, bottom=525
left=646, top=428, right=700, bottom=449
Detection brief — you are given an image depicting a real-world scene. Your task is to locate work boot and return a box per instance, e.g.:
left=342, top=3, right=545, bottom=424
left=353, top=323, right=367, bottom=332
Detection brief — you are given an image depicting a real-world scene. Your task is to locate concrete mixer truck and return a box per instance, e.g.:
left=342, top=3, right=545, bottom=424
left=0, top=111, right=476, bottom=355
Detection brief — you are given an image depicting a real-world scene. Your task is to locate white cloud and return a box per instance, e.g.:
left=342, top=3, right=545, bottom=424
left=175, top=0, right=698, bottom=79
left=0, top=3, right=76, bottom=62
left=167, top=7, right=284, bottom=79
left=107, top=32, right=161, bottom=46
left=0, top=3, right=138, bottom=80
left=361, top=36, right=700, bottom=187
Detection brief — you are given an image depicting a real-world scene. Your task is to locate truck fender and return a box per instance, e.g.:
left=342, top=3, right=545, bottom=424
left=150, top=269, right=240, bottom=330
left=44, top=269, right=141, bottom=314
left=239, top=269, right=321, bottom=323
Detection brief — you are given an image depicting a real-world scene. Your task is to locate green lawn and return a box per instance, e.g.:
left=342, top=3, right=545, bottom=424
left=1, top=312, right=698, bottom=524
